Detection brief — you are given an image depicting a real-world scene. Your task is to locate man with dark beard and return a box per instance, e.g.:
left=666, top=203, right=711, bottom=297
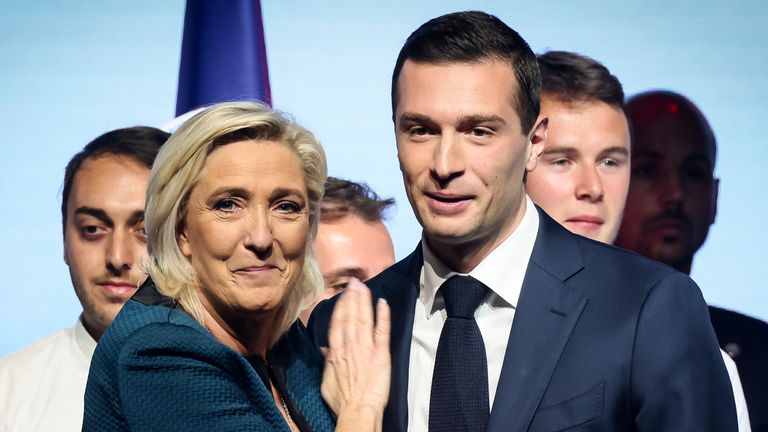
left=617, top=90, right=768, bottom=431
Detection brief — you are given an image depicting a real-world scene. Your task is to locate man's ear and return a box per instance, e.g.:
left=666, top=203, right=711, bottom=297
left=526, top=116, right=548, bottom=172
left=710, top=177, right=719, bottom=225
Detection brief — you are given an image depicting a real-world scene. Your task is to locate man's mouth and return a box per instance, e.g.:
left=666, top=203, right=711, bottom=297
left=97, top=280, right=138, bottom=298
left=646, top=215, right=690, bottom=238
left=424, top=192, right=473, bottom=215
left=565, top=215, right=604, bottom=231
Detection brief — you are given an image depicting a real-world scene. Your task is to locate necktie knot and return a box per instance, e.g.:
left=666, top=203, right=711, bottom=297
left=440, top=275, right=488, bottom=319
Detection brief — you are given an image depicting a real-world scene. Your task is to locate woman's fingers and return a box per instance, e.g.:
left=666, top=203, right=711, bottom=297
left=321, top=280, right=391, bottom=419
left=374, top=298, right=390, bottom=353
left=347, top=278, right=374, bottom=345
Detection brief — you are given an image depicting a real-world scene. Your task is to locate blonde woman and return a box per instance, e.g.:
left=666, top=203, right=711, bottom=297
left=84, top=102, right=390, bottom=431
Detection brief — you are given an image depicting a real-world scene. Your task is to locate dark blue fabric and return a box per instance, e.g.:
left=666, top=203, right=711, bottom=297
left=175, top=0, right=271, bottom=115
left=429, top=276, right=489, bottom=431
left=710, top=305, right=768, bottom=432
left=83, top=292, right=334, bottom=431
left=310, top=206, right=738, bottom=432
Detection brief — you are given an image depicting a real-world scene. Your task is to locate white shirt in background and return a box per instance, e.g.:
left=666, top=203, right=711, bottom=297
left=0, top=317, right=96, bottom=432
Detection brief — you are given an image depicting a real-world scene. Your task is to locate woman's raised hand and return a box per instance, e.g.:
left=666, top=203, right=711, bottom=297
left=321, top=279, right=391, bottom=432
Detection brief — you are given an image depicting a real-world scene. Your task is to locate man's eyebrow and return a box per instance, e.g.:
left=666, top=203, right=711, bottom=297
left=128, top=210, right=145, bottom=226
left=684, top=154, right=714, bottom=167
left=73, top=207, right=112, bottom=226
left=541, top=145, right=579, bottom=156
left=632, top=150, right=663, bottom=160
left=398, top=113, right=507, bottom=130
left=325, top=267, right=366, bottom=280
left=457, top=114, right=506, bottom=129
left=597, top=146, right=630, bottom=158
left=398, top=112, right=437, bottom=127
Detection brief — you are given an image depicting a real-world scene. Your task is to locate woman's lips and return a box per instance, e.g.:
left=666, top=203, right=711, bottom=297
left=234, top=265, right=279, bottom=276
left=236, top=264, right=277, bottom=271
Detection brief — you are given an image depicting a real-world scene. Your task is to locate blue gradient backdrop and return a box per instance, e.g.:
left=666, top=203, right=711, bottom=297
left=1, top=0, right=766, bottom=354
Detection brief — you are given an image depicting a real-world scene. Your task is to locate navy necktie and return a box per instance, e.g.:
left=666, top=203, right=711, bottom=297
left=429, top=275, right=490, bottom=431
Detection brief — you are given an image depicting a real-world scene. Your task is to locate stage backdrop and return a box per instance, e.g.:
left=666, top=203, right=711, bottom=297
left=1, top=0, right=766, bottom=354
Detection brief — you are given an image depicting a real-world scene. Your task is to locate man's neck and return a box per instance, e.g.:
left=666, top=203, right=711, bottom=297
left=80, top=314, right=105, bottom=342
left=425, top=201, right=528, bottom=273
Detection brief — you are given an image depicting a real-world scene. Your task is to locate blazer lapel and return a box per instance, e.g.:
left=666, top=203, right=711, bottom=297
left=488, top=209, right=589, bottom=432
left=374, top=245, right=422, bottom=432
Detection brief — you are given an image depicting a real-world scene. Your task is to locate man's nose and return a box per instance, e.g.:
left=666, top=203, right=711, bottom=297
left=430, top=133, right=465, bottom=184
left=106, top=231, right=135, bottom=274
left=659, top=172, right=684, bottom=211
left=575, top=166, right=604, bottom=202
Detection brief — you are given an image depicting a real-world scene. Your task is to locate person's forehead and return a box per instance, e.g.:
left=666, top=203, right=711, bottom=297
left=196, top=140, right=306, bottom=192
left=68, top=154, right=149, bottom=211
left=397, top=59, right=518, bottom=97
left=70, top=154, right=149, bottom=191
left=629, top=95, right=715, bottom=159
left=542, top=99, right=630, bottom=150
left=394, top=59, right=523, bottom=130
left=319, top=214, right=389, bottom=239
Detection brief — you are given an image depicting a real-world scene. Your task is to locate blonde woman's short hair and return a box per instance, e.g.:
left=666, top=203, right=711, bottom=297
left=144, top=101, right=326, bottom=346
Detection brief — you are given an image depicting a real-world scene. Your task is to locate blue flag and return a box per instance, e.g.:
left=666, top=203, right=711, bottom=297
left=175, top=0, right=271, bottom=116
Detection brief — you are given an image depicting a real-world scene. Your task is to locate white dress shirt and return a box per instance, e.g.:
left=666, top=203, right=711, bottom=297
left=407, top=197, right=539, bottom=431
left=0, top=317, right=97, bottom=432
left=721, top=350, right=752, bottom=431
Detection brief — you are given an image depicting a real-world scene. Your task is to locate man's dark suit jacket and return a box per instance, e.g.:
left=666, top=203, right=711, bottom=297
left=711, top=306, right=768, bottom=432
left=310, top=209, right=737, bottom=431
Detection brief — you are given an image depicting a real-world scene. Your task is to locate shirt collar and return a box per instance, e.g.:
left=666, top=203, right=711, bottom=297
left=75, top=315, right=98, bottom=362
left=420, top=196, right=539, bottom=316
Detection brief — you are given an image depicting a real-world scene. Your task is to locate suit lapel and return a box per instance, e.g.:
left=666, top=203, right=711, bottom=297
left=488, top=209, right=589, bottom=432
left=373, top=245, right=422, bottom=432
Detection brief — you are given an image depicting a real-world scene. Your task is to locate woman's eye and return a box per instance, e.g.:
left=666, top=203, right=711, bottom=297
left=276, top=201, right=301, bottom=213
left=213, top=198, right=239, bottom=212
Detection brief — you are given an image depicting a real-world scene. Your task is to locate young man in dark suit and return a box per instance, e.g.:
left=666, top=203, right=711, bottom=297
left=310, top=11, right=737, bottom=431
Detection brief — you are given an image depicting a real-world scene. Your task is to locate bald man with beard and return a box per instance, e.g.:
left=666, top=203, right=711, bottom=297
left=617, top=90, right=768, bottom=432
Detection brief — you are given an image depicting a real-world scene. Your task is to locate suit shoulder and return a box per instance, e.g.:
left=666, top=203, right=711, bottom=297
left=710, top=306, right=768, bottom=333
left=575, top=234, right=680, bottom=283
left=560, top=234, right=701, bottom=311
left=365, top=252, right=418, bottom=291
left=709, top=305, right=768, bottom=353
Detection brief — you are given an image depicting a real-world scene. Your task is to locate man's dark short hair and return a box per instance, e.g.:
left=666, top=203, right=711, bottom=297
left=61, top=126, right=169, bottom=232
left=320, top=177, right=395, bottom=223
left=391, top=11, right=541, bottom=133
left=537, top=50, right=625, bottom=110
